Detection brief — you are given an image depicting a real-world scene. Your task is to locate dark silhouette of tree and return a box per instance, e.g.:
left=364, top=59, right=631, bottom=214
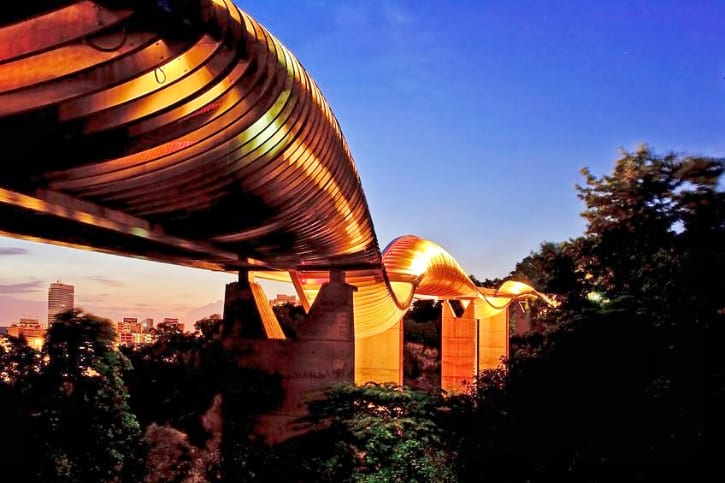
left=452, top=308, right=686, bottom=481
left=511, top=241, right=581, bottom=299
left=122, top=314, right=283, bottom=482
left=451, top=146, right=718, bottom=482
left=0, top=334, right=41, bottom=384
left=278, top=382, right=456, bottom=482
left=34, top=309, right=146, bottom=482
left=469, top=274, right=503, bottom=288
left=272, top=302, right=306, bottom=338
left=122, top=325, right=215, bottom=447
left=0, top=336, right=43, bottom=481
left=577, top=145, right=723, bottom=317
left=406, top=299, right=441, bottom=324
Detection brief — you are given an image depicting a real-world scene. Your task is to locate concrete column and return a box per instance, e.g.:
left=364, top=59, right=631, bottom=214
left=440, top=298, right=511, bottom=393
left=221, top=270, right=266, bottom=343
left=440, top=300, right=478, bottom=393
left=478, top=309, right=509, bottom=370
left=228, top=270, right=356, bottom=444
left=355, top=317, right=403, bottom=385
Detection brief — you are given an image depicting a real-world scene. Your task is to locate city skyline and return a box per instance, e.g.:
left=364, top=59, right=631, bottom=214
left=1, top=0, right=723, bottom=325
left=0, top=274, right=301, bottom=326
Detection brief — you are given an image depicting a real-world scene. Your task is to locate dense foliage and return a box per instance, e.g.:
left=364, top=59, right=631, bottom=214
left=278, top=383, right=457, bottom=482
left=0, top=145, right=718, bottom=481
left=121, top=315, right=283, bottom=482
left=472, top=146, right=719, bottom=481
left=0, top=310, right=146, bottom=482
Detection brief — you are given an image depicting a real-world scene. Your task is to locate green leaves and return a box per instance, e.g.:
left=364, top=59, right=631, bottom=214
left=575, top=145, right=723, bottom=303
left=5, top=310, right=148, bottom=482
left=296, top=382, right=456, bottom=482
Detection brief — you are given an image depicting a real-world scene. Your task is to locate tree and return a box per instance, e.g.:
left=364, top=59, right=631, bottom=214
left=122, top=314, right=283, bottom=482
left=0, top=336, right=43, bottom=480
left=511, top=241, right=580, bottom=298
left=0, top=333, right=41, bottom=385
left=451, top=145, right=719, bottom=481
left=284, top=382, right=457, bottom=482
left=35, top=309, right=146, bottom=482
left=510, top=239, right=587, bottom=330
left=272, top=303, right=306, bottom=338
left=406, top=299, right=441, bottom=324
left=576, top=145, right=723, bottom=319
left=469, top=274, right=503, bottom=288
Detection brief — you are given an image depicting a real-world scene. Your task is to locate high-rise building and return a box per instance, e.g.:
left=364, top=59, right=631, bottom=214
left=48, top=281, right=74, bottom=326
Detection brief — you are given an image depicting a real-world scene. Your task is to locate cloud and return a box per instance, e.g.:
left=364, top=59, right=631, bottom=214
left=86, top=276, right=125, bottom=288
left=333, top=3, right=371, bottom=28
left=0, top=247, right=29, bottom=256
left=380, top=2, right=414, bottom=27
left=332, top=1, right=414, bottom=30
left=0, top=281, right=43, bottom=295
left=185, top=300, right=224, bottom=325
left=0, top=295, right=45, bottom=323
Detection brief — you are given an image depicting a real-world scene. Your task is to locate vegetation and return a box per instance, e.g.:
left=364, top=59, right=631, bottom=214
left=0, top=310, right=146, bottom=482
left=273, top=302, right=307, bottom=338
left=278, top=383, right=457, bottom=482
left=468, top=146, right=718, bottom=481
left=0, top=145, right=719, bottom=481
left=121, top=315, right=283, bottom=482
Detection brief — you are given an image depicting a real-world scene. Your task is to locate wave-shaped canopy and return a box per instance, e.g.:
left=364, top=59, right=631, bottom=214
left=0, top=1, right=544, bottom=337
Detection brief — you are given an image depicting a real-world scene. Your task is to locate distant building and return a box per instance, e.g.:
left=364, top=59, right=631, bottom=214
left=122, top=317, right=142, bottom=332
left=116, top=317, right=154, bottom=347
left=48, top=281, right=74, bottom=326
left=141, top=318, right=154, bottom=331
left=269, top=294, right=298, bottom=307
left=7, top=317, right=45, bottom=350
left=113, top=316, right=184, bottom=347
left=161, top=317, right=184, bottom=333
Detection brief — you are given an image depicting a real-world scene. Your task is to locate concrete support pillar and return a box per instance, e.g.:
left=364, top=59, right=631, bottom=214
left=440, top=299, right=511, bottom=393
left=222, top=270, right=266, bottom=342
left=441, top=300, right=478, bottom=393
left=221, top=270, right=285, bottom=345
left=478, top=309, right=509, bottom=371
left=355, top=317, right=403, bottom=385
left=222, top=270, right=356, bottom=446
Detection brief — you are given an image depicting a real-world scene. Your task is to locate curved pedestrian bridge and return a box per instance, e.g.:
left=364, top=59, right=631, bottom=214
left=0, top=1, right=547, bottom=390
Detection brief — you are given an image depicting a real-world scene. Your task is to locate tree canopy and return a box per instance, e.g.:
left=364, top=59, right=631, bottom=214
left=462, top=145, right=717, bottom=481
left=0, top=145, right=718, bottom=482
left=34, top=310, right=145, bottom=482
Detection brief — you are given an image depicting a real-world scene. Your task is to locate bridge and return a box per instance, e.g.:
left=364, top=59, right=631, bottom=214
left=0, top=1, right=547, bottom=438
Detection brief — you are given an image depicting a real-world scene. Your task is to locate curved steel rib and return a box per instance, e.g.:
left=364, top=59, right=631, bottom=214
left=0, top=1, right=545, bottom=339
left=256, top=235, right=547, bottom=338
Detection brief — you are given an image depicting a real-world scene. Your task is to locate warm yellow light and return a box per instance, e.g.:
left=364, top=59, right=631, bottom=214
left=0, top=3, right=554, bottom=353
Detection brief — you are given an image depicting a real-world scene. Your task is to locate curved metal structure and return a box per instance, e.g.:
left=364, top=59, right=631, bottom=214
left=0, top=1, right=543, bottom=339
left=255, top=235, right=547, bottom=338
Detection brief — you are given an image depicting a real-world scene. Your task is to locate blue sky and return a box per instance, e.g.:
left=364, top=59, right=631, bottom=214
left=1, top=0, right=723, bottom=324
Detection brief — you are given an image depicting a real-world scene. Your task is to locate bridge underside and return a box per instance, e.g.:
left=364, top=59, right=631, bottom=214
left=0, top=1, right=550, bottom=443
left=0, top=0, right=378, bottom=273
left=0, top=0, right=548, bottom=339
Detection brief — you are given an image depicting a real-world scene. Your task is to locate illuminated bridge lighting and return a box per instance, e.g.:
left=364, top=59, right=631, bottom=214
left=0, top=1, right=545, bottom=345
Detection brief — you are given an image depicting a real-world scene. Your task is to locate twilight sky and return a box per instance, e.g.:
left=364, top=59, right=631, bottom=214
left=1, top=0, right=723, bottom=325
